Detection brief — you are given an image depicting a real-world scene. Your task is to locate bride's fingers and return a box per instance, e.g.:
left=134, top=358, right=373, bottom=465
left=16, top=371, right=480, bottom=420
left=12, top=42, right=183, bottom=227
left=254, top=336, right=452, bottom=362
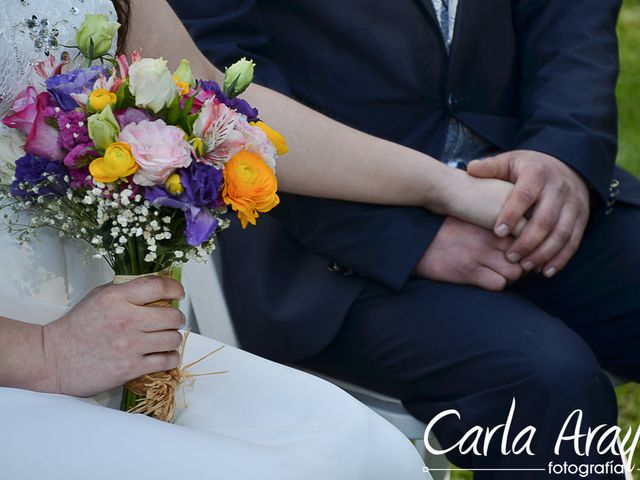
left=137, top=351, right=181, bottom=377
left=136, top=306, right=186, bottom=332
left=482, top=250, right=524, bottom=285
left=138, top=330, right=183, bottom=355
left=470, top=266, right=508, bottom=292
left=120, top=277, right=185, bottom=306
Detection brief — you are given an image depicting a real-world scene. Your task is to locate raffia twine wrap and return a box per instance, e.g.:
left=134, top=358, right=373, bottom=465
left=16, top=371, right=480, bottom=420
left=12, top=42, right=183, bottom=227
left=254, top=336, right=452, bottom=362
left=113, top=268, right=227, bottom=423
left=113, top=268, right=182, bottom=423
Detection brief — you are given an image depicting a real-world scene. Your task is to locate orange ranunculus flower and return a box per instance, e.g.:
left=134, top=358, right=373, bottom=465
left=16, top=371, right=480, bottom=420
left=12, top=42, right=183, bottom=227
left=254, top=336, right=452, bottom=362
left=222, top=150, right=279, bottom=228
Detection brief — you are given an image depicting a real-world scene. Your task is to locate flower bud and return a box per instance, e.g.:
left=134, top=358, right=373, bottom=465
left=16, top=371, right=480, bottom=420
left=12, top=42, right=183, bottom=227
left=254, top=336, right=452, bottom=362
left=89, top=142, right=138, bottom=183
left=165, top=173, right=184, bottom=195
left=223, top=58, right=255, bottom=98
left=88, top=105, right=120, bottom=151
left=88, top=88, right=117, bottom=113
left=76, top=14, right=120, bottom=61
left=173, top=59, right=195, bottom=86
left=190, top=137, right=205, bottom=158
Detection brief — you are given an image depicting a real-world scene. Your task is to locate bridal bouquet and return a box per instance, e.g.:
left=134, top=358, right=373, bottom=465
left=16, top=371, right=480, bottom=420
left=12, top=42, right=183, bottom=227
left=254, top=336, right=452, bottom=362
left=0, top=14, right=287, bottom=421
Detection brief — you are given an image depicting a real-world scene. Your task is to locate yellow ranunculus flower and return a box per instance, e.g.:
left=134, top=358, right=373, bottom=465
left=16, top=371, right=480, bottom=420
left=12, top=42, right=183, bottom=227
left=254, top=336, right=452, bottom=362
left=251, top=121, right=288, bottom=156
left=222, top=150, right=279, bottom=228
left=89, top=142, right=138, bottom=183
left=165, top=173, right=184, bottom=195
left=88, top=88, right=117, bottom=113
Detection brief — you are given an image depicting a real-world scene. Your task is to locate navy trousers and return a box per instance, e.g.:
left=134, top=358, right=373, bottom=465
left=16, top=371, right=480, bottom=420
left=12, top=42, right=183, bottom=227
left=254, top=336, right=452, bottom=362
left=298, top=203, right=640, bottom=479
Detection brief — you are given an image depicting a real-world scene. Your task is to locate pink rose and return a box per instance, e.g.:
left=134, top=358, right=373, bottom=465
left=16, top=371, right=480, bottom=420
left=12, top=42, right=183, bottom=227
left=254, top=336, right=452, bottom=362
left=119, top=119, right=192, bottom=186
left=2, top=87, right=64, bottom=160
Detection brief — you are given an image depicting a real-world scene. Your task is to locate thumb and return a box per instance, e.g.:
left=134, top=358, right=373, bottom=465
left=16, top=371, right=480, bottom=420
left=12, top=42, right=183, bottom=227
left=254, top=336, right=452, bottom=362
left=467, top=153, right=512, bottom=180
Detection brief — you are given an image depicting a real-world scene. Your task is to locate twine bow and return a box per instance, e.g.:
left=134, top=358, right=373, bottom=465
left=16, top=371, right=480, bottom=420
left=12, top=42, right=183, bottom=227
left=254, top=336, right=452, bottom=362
left=124, top=329, right=227, bottom=422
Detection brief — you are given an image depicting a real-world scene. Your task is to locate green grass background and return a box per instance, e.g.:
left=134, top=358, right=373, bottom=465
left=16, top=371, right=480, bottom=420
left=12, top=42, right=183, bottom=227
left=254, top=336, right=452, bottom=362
left=451, top=1, right=640, bottom=478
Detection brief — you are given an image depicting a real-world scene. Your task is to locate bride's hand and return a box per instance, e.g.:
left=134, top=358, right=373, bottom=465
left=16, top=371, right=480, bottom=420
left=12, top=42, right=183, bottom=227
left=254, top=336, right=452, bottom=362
left=436, top=169, right=527, bottom=236
left=42, top=277, right=186, bottom=397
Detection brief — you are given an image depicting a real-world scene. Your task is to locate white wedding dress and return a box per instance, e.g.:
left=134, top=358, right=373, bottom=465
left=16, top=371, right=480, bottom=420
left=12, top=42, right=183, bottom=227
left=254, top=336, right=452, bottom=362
left=0, top=2, right=428, bottom=478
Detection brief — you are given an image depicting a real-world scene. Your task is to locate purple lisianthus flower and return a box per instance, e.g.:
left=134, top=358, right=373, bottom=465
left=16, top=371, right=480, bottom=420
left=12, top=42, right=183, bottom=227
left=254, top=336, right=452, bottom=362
left=145, top=165, right=220, bottom=247
left=197, top=80, right=259, bottom=122
left=10, top=153, right=68, bottom=198
left=179, top=161, right=224, bottom=209
left=146, top=186, right=219, bottom=246
left=45, top=66, right=108, bottom=111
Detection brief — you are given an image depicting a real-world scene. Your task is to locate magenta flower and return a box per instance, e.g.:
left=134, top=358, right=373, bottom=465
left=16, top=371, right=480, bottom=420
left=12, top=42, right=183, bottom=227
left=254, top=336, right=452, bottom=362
left=53, top=110, right=90, bottom=151
left=3, top=88, right=64, bottom=160
left=2, top=87, right=38, bottom=135
left=64, top=143, right=96, bottom=168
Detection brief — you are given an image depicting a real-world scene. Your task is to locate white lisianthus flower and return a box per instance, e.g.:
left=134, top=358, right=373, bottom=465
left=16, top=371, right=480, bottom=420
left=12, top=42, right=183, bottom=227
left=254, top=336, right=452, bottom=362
left=128, top=58, right=177, bottom=113
left=0, top=128, right=25, bottom=185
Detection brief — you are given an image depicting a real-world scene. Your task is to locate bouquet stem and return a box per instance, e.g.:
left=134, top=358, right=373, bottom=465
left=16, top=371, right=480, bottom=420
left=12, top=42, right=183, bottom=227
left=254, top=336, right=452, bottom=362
left=114, top=266, right=182, bottom=422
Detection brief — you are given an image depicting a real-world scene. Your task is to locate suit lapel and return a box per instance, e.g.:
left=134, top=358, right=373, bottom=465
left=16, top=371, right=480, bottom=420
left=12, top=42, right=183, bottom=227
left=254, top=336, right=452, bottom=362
left=413, top=0, right=439, bottom=25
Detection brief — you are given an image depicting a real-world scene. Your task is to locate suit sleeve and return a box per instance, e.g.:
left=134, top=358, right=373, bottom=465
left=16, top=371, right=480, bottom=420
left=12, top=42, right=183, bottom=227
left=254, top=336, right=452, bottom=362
left=168, top=0, right=292, bottom=94
left=169, top=0, right=445, bottom=290
left=513, top=0, right=622, bottom=203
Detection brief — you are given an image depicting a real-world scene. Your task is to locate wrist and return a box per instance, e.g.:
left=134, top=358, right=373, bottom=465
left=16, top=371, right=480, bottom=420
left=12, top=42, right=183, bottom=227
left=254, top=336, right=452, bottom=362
left=432, top=167, right=468, bottom=217
left=39, top=323, right=63, bottom=394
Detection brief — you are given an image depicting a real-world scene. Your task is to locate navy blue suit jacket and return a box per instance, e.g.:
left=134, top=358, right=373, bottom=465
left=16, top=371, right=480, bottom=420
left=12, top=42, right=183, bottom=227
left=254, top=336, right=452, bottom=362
left=171, top=0, right=640, bottom=361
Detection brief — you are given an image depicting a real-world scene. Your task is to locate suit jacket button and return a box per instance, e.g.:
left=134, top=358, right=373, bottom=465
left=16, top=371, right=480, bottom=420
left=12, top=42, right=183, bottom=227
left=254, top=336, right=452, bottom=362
left=447, top=94, right=459, bottom=112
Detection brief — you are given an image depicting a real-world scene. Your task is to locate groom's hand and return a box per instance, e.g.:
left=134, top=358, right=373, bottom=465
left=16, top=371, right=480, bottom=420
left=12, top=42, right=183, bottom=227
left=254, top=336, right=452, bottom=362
left=414, top=217, right=523, bottom=291
left=467, top=150, right=590, bottom=278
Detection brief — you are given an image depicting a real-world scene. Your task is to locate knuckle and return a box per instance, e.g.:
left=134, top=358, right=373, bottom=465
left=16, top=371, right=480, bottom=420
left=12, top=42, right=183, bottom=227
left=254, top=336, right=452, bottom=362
left=164, top=351, right=180, bottom=370
left=568, top=239, right=581, bottom=253
left=171, top=330, right=183, bottom=350
left=556, top=228, right=572, bottom=244
left=516, top=187, right=536, bottom=205
left=175, top=310, right=186, bottom=329
left=557, top=181, right=570, bottom=196
left=534, top=164, right=549, bottom=177
left=160, top=278, right=184, bottom=300
left=519, top=239, right=539, bottom=255
left=99, top=288, right=120, bottom=308
left=535, top=214, right=556, bottom=232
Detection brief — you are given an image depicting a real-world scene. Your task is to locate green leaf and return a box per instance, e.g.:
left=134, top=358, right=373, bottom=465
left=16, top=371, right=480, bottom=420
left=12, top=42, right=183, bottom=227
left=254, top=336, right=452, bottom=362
left=182, top=96, right=195, bottom=115
left=166, top=95, right=182, bottom=125
left=88, top=38, right=95, bottom=60
left=115, top=79, right=135, bottom=110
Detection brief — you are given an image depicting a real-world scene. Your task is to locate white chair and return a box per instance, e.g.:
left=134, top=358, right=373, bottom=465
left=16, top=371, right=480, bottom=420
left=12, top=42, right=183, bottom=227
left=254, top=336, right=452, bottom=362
left=182, top=254, right=450, bottom=479
left=183, top=253, right=632, bottom=480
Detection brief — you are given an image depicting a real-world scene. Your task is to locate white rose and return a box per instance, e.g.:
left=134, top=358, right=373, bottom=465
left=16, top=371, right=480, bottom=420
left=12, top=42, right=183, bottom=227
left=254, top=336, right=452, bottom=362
left=0, top=128, right=25, bottom=185
left=128, top=58, right=177, bottom=113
